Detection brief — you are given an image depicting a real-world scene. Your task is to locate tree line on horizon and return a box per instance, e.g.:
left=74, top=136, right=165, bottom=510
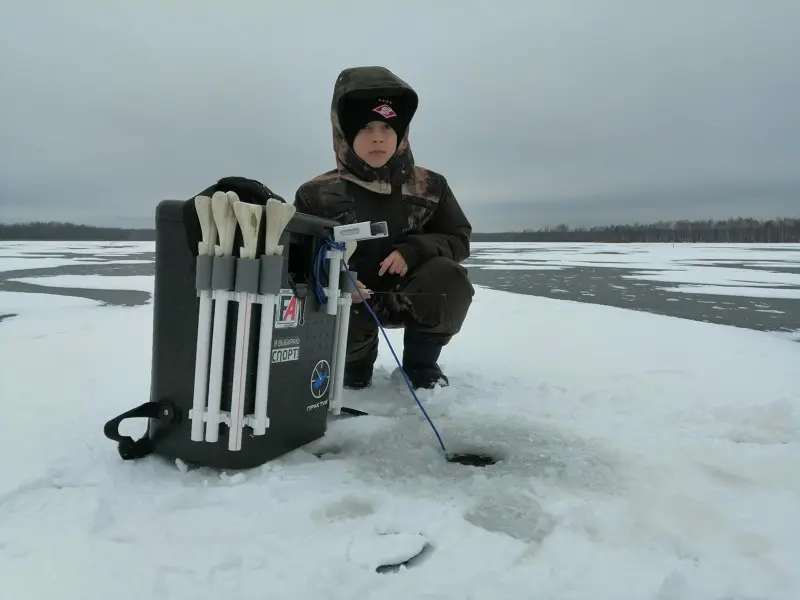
left=476, top=216, right=800, bottom=243
left=0, top=216, right=798, bottom=243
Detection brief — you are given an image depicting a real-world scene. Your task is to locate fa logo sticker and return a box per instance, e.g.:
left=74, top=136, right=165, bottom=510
left=275, top=289, right=300, bottom=328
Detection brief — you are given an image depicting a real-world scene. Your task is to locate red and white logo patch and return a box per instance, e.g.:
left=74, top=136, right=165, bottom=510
left=372, top=104, right=397, bottom=119
left=275, top=290, right=300, bottom=328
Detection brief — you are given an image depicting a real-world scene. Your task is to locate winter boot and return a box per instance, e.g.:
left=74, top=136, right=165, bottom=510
left=343, top=314, right=378, bottom=390
left=402, top=335, right=449, bottom=390
left=343, top=360, right=374, bottom=389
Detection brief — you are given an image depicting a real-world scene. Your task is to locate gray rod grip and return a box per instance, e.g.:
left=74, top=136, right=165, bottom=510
left=258, top=255, right=284, bottom=295
left=339, top=270, right=359, bottom=293
left=234, top=258, right=261, bottom=295
left=211, top=255, right=236, bottom=291
left=195, top=254, right=213, bottom=291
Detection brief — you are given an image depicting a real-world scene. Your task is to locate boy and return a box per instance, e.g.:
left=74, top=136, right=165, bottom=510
left=293, top=66, right=474, bottom=390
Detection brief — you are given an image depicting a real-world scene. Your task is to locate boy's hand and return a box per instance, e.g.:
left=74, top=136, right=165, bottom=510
left=379, top=250, right=408, bottom=277
left=351, top=280, right=371, bottom=303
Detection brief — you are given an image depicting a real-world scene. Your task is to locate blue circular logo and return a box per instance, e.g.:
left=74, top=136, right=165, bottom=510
left=310, top=359, right=330, bottom=399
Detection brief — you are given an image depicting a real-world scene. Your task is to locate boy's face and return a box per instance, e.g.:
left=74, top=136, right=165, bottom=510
left=352, top=121, right=398, bottom=168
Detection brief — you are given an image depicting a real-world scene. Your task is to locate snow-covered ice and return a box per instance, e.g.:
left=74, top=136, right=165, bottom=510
left=466, top=242, right=800, bottom=299
left=8, top=275, right=156, bottom=296
left=0, top=240, right=155, bottom=256
left=0, top=241, right=153, bottom=273
left=1, top=243, right=799, bottom=600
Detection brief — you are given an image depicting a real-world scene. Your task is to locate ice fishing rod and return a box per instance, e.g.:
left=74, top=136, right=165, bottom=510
left=313, top=236, right=494, bottom=467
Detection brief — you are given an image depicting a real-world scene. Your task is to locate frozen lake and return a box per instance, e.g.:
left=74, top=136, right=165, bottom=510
left=1, top=241, right=799, bottom=599
left=2, top=241, right=799, bottom=336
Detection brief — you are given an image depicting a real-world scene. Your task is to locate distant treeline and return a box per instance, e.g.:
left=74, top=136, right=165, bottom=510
left=470, top=217, right=800, bottom=243
left=0, top=221, right=155, bottom=241
left=1, top=216, right=799, bottom=243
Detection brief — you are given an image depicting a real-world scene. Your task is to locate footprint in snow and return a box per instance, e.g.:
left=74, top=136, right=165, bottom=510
left=347, top=532, right=434, bottom=573
left=464, top=489, right=558, bottom=546
left=312, top=495, right=377, bottom=523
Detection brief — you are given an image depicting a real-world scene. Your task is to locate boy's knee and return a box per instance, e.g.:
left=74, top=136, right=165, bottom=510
left=404, top=256, right=474, bottom=336
left=421, top=255, right=463, bottom=273
left=416, top=256, right=474, bottom=298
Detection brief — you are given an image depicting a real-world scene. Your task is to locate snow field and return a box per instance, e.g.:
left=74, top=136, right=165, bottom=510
left=0, top=244, right=799, bottom=599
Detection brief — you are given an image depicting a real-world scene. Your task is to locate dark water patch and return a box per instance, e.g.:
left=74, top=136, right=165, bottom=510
left=0, top=251, right=155, bottom=309
left=466, top=264, right=800, bottom=334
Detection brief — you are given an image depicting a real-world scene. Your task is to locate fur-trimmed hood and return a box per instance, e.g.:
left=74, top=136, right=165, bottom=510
left=329, top=66, right=419, bottom=194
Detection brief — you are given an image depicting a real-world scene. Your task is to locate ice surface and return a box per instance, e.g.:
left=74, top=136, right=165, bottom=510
left=0, top=258, right=116, bottom=271
left=0, top=240, right=155, bottom=256
left=466, top=242, right=800, bottom=299
left=1, top=243, right=799, bottom=599
left=0, top=241, right=153, bottom=273
left=657, top=284, right=800, bottom=300
left=0, top=291, right=103, bottom=314
left=8, top=275, right=155, bottom=295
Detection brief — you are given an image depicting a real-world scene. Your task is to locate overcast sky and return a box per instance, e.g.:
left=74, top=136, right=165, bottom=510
left=1, top=1, right=798, bottom=232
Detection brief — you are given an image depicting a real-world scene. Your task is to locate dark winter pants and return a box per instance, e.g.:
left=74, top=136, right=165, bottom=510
left=346, top=256, right=474, bottom=366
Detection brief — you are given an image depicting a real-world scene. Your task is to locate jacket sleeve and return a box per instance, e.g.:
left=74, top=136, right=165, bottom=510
left=393, top=179, right=472, bottom=270
left=293, top=185, right=316, bottom=215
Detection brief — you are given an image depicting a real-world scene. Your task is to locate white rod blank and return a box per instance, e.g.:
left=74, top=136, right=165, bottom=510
left=329, top=292, right=351, bottom=416
left=190, top=195, right=217, bottom=442
left=249, top=200, right=296, bottom=437
left=227, top=197, right=263, bottom=452
left=204, top=192, right=238, bottom=443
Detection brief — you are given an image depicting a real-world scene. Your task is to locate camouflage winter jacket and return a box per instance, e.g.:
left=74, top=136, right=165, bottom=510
left=293, top=66, right=472, bottom=275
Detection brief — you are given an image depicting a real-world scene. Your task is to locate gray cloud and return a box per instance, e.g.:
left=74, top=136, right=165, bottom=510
left=1, top=1, right=798, bottom=231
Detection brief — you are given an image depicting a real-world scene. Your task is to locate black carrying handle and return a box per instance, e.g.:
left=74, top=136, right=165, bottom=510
left=103, top=400, right=178, bottom=460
